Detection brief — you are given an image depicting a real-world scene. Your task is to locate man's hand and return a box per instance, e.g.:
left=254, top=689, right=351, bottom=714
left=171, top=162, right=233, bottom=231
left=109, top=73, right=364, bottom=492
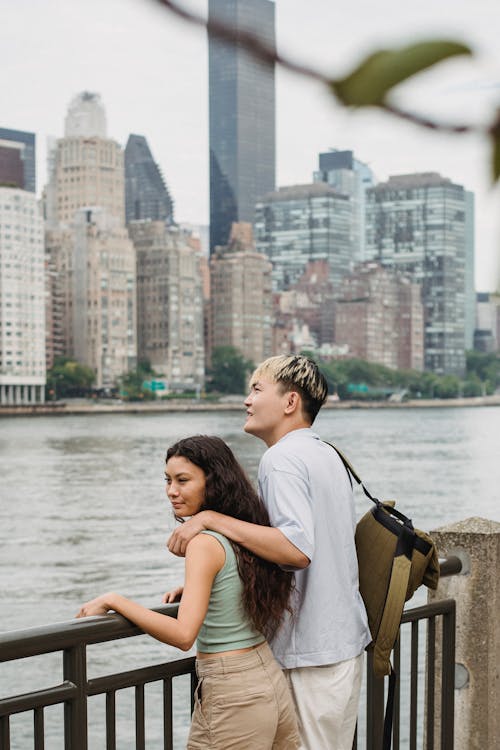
left=162, top=585, right=184, bottom=603
left=167, top=511, right=211, bottom=556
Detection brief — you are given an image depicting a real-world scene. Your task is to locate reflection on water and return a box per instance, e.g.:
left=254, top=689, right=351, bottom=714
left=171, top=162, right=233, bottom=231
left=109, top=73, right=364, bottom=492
left=0, top=406, right=499, bottom=747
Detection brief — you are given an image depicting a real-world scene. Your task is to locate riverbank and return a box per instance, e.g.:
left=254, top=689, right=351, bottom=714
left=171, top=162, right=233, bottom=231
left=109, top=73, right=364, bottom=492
left=1, top=394, right=499, bottom=416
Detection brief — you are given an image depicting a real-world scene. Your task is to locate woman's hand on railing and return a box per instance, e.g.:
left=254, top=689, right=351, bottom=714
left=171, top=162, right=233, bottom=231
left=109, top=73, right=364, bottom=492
left=75, top=593, right=115, bottom=618
left=162, top=586, right=184, bottom=603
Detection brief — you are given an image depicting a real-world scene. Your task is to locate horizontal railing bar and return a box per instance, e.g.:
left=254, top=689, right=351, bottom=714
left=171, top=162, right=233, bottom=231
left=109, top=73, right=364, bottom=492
left=0, top=558, right=459, bottom=664
left=438, top=556, right=462, bottom=577
left=0, top=682, right=78, bottom=717
left=88, top=657, right=195, bottom=695
left=401, top=598, right=455, bottom=624
left=0, top=605, right=179, bottom=662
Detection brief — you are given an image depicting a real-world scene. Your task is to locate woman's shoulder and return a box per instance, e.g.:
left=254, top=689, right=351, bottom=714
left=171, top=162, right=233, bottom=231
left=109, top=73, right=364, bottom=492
left=186, top=531, right=227, bottom=560
left=184, top=532, right=226, bottom=577
left=199, top=530, right=233, bottom=556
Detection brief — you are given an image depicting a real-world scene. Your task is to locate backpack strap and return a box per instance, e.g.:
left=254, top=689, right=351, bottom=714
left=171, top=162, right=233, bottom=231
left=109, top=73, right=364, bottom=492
left=323, top=440, right=381, bottom=507
left=373, top=540, right=413, bottom=676
left=377, top=549, right=413, bottom=750
left=383, top=671, right=398, bottom=750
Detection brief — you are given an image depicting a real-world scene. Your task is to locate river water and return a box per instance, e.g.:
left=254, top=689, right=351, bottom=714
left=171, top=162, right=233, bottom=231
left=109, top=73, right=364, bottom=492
left=1, top=406, right=499, bottom=748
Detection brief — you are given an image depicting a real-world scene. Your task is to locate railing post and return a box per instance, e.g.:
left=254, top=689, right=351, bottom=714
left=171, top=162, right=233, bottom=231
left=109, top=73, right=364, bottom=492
left=63, top=644, right=88, bottom=750
left=440, top=601, right=455, bottom=750
left=429, top=517, right=500, bottom=749
left=0, top=715, right=10, bottom=750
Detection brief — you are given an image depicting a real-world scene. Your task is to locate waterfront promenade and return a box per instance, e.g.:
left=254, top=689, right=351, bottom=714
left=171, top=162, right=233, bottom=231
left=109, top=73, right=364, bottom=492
left=1, top=406, right=499, bottom=747
left=1, top=393, right=499, bottom=416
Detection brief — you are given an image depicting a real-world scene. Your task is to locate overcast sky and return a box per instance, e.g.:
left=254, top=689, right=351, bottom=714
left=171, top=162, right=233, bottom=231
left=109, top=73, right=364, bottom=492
left=2, top=0, right=500, bottom=290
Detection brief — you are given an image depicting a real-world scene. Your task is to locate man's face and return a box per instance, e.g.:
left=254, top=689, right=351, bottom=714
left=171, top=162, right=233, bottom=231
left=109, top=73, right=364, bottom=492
left=244, top=377, right=290, bottom=446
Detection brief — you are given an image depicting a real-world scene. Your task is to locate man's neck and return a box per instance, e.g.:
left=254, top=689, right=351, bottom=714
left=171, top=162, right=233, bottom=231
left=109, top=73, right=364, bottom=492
left=265, top=420, right=311, bottom=448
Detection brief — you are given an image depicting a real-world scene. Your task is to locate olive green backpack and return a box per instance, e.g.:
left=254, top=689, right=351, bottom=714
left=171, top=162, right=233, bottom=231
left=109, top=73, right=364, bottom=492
left=325, top=443, right=440, bottom=747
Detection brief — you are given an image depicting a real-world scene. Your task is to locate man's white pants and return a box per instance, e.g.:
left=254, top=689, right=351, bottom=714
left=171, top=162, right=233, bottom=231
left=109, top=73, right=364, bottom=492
left=284, top=653, right=364, bottom=750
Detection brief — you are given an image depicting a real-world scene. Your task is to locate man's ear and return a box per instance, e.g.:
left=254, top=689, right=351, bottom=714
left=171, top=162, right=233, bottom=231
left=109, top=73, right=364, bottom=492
left=284, top=390, right=300, bottom=415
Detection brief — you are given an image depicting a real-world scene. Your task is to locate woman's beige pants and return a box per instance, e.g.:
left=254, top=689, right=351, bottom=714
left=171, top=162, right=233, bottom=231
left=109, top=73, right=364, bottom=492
left=187, top=641, right=300, bottom=749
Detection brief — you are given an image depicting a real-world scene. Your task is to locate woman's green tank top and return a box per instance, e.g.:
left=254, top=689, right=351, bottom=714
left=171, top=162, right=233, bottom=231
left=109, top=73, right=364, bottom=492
left=196, top=530, right=264, bottom=653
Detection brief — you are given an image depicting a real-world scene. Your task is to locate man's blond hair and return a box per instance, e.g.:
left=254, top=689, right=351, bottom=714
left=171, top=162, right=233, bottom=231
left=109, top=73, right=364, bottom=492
left=250, top=355, right=328, bottom=423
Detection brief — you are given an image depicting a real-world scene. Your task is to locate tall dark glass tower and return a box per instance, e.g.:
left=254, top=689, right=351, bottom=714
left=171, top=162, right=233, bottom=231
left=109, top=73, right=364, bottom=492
left=124, top=134, right=174, bottom=224
left=209, top=0, right=275, bottom=252
left=0, top=127, right=36, bottom=192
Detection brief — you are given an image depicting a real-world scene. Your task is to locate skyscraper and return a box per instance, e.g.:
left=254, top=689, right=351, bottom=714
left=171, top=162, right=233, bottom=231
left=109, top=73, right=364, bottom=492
left=0, top=127, right=36, bottom=192
left=45, top=92, right=125, bottom=226
left=314, top=149, right=375, bottom=262
left=44, top=93, right=137, bottom=386
left=208, top=0, right=275, bottom=252
left=366, top=173, right=468, bottom=375
left=125, top=135, right=174, bottom=224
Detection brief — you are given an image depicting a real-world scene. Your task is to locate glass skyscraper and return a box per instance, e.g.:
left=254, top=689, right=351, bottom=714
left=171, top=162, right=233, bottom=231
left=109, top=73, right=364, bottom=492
left=208, top=0, right=275, bottom=252
left=366, top=173, right=468, bottom=376
left=124, top=134, right=174, bottom=225
left=314, top=149, right=375, bottom=262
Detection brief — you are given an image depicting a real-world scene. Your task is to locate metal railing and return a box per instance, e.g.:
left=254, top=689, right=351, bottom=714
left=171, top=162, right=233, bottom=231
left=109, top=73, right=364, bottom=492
left=0, top=605, right=196, bottom=750
left=356, top=598, right=456, bottom=750
left=0, top=558, right=461, bottom=750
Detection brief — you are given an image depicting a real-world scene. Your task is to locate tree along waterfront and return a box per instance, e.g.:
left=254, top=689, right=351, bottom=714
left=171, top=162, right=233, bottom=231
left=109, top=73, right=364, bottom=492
left=1, top=406, right=499, bottom=747
left=43, top=351, right=500, bottom=402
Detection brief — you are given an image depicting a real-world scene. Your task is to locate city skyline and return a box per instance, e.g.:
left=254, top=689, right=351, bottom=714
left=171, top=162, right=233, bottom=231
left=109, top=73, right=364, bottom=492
left=2, top=0, right=500, bottom=290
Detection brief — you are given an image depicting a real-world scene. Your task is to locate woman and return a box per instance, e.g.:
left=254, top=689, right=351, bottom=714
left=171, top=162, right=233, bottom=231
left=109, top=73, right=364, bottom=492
left=77, top=435, right=299, bottom=749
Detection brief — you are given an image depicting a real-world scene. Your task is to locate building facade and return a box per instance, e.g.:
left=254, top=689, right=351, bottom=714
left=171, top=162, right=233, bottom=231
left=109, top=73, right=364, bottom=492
left=0, top=188, right=45, bottom=404
left=73, top=209, right=136, bottom=388
left=314, top=149, right=374, bottom=262
left=335, top=263, right=424, bottom=371
left=129, top=221, right=204, bottom=390
left=208, top=0, right=275, bottom=251
left=464, top=191, right=475, bottom=350
left=46, top=136, right=125, bottom=226
left=210, top=222, right=272, bottom=366
left=254, top=183, right=351, bottom=292
left=474, top=292, right=500, bottom=352
left=272, top=260, right=335, bottom=356
left=0, top=127, right=36, bottom=192
left=125, top=134, right=174, bottom=224
left=366, top=173, right=468, bottom=375
left=45, top=226, right=76, bottom=366
left=47, top=210, right=137, bottom=388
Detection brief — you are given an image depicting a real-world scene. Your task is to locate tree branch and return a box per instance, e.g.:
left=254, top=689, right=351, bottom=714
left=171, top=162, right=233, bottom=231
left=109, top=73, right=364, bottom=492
left=152, top=0, right=495, bottom=141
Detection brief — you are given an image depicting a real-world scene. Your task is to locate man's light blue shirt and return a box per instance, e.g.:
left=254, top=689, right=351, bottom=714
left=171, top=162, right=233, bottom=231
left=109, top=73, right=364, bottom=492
left=258, top=428, right=371, bottom=669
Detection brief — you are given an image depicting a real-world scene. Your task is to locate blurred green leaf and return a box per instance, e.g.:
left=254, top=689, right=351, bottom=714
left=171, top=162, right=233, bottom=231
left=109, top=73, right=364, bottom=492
left=491, top=113, right=500, bottom=182
left=331, top=40, right=472, bottom=107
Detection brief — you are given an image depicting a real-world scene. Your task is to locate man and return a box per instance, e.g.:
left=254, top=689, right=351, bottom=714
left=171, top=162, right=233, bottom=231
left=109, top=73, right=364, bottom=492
left=167, top=354, right=371, bottom=749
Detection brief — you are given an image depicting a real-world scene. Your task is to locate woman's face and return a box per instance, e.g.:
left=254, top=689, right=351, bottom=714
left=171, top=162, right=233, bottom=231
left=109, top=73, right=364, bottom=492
left=165, top=455, right=207, bottom=518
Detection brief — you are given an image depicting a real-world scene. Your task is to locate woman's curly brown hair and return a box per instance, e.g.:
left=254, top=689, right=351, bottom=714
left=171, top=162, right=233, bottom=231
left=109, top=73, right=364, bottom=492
left=166, top=435, right=294, bottom=640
